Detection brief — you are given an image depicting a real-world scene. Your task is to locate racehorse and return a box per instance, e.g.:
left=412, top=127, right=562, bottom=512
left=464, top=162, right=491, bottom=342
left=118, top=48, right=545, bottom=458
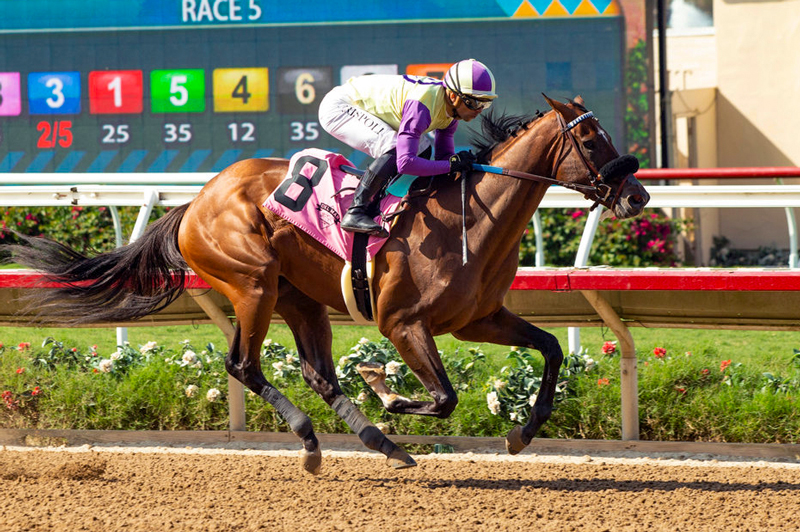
left=9, top=95, right=649, bottom=474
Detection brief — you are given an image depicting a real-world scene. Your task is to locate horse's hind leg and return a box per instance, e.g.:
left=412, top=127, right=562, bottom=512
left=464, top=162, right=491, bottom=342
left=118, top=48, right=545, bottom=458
left=453, top=306, right=564, bottom=454
left=224, top=280, right=323, bottom=474
left=275, top=282, right=416, bottom=469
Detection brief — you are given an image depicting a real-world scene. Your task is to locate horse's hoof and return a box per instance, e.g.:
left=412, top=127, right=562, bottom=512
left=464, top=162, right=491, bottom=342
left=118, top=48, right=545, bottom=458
left=300, top=448, right=322, bottom=475
left=386, top=447, right=417, bottom=469
left=505, top=425, right=528, bottom=455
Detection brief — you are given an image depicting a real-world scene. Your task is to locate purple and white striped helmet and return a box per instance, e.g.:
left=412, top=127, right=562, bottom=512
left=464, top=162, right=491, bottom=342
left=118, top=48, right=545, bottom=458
left=444, top=59, right=497, bottom=100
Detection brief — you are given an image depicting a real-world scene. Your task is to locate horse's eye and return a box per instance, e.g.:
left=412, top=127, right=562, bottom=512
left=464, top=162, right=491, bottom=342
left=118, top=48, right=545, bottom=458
left=583, top=139, right=596, bottom=151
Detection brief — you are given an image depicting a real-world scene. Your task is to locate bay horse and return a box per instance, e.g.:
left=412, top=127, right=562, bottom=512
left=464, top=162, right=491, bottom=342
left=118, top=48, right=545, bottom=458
left=9, top=95, right=649, bottom=474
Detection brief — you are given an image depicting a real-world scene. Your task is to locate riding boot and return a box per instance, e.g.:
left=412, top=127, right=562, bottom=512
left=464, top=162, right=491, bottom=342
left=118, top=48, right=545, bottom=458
left=341, top=150, right=397, bottom=238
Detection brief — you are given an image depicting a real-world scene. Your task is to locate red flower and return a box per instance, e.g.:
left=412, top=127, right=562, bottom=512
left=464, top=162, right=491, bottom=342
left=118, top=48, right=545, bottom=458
left=31, top=386, right=41, bottom=396
left=720, top=359, right=732, bottom=372
left=653, top=347, right=667, bottom=359
left=675, top=387, right=687, bottom=395
left=602, top=341, right=617, bottom=355
left=17, top=342, right=31, bottom=351
left=701, top=368, right=710, bottom=377
left=16, top=367, right=25, bottom=374
left=597, top=378, right=610, bottom=386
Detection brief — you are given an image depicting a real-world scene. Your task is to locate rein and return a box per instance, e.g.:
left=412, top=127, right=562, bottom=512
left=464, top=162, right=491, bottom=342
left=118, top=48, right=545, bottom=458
left=472, top=111, right=625, bottom=212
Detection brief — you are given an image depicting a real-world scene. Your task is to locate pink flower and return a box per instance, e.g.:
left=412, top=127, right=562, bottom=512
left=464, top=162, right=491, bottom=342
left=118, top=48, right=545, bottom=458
left=653, top=347, right=667, bottom=359
left=571, top=210, right=585, bottom=219
left=601, top=341, right=617, bottom=355
left=720, top=359, right=732, bottom=372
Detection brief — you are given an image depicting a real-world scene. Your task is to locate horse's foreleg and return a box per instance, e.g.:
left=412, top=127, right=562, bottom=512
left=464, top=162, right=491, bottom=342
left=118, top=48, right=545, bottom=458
left=381, top=321, right=459, bottom=418
left=226, top=288, right=322, bottom=474
left=275, top=285, right=416, bottom=469
left=453, top=306, right=564, bottom=454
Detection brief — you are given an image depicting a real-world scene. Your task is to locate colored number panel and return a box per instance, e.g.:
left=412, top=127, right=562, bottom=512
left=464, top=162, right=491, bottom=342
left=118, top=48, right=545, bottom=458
left=277, top=67, right=333, bottom=115
left=89, top=70, right=143, bottom=114
left=0, top=72, right=21, bottom=116
left=28, top=72, right=81, bottom=115
left=406, top=63, right=453, bottom=80
left=213, top=68, right=269, bottom=112
left=340, top=64, right=398, bottom=82
left=150, top=69, right=205, bottom=113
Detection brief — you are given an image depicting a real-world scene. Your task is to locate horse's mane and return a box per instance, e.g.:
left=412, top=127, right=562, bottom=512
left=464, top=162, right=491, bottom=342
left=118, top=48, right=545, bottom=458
left=470, top=109, right=546, bottom=160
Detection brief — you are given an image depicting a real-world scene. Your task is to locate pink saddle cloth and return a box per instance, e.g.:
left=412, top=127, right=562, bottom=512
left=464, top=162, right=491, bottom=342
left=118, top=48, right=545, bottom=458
left=263, top=148, right=404, bottom=261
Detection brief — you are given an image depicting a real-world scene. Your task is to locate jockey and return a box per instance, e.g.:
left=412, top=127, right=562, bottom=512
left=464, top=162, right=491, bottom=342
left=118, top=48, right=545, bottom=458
left=318, top=59, right=498, bottom=238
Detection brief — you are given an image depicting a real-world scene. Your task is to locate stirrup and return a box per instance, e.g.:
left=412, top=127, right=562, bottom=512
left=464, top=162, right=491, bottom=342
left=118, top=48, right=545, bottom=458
left=341, top=212, right=389, bottom=238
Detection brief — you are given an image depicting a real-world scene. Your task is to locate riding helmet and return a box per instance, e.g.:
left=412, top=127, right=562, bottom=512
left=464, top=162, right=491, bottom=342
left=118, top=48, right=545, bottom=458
left=444, top=59, right=498, bottom=99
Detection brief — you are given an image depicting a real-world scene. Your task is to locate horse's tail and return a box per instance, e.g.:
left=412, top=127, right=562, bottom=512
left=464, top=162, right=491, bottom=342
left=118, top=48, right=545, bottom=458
left=9, top=203, right=191, bottom=324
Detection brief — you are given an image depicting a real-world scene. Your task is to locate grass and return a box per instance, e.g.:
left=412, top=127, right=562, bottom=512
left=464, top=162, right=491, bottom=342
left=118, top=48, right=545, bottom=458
left=2, top=323, right=800, bottom=443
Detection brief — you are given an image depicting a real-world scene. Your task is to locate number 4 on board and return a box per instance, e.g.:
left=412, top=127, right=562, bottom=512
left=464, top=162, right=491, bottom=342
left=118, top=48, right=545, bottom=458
left=213, top=68, right=269, bottom=112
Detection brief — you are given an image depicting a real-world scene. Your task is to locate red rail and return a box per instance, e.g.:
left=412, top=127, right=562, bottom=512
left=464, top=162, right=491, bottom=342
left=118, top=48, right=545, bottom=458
left=5, top=269, right=800, bottom=293
left=636, top=167, right=800, bottom=180
left=509, top=268, right=800, bottom=292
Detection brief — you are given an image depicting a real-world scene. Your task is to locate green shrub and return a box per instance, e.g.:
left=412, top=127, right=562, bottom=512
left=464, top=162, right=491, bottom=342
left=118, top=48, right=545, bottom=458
left=520, top=209, right=687, bottom=267
left=5, top=334, right=800, bottom=443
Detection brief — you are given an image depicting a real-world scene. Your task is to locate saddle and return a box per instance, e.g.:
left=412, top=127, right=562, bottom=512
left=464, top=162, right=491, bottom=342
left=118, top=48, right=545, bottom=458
left=263, top=149, right=429, bottom=324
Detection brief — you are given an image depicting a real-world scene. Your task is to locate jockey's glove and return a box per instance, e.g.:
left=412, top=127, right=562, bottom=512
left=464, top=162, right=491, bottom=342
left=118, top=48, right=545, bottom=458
left=449, top=150, right=477, bottom=177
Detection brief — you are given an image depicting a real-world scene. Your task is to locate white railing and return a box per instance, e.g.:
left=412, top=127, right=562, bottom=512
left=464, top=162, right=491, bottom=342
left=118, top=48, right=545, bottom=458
left=3, top=173, right=800, bottom=436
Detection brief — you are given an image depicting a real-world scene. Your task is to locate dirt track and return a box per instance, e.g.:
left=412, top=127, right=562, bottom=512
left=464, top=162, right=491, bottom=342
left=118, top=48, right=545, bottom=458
left=2, top=446, right=800, bottom=532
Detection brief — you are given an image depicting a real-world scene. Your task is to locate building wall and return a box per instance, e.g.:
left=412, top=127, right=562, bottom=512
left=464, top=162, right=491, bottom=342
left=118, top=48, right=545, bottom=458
left=663, top=2, right=800, bottom=261
left=713, top=0, right=800, bottom=253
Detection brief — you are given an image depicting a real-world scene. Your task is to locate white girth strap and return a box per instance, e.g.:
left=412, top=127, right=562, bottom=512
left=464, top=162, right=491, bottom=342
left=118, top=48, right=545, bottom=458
left=340, top=260, right=376, bottom=325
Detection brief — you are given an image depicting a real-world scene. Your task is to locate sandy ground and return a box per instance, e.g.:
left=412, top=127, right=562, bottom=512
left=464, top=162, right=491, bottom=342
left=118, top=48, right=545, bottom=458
left=2, top=444, right=800, bottom=532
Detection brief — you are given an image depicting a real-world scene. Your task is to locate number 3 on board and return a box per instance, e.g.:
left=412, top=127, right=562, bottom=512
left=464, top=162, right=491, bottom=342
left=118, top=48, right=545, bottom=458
left=213, top=68, right=269, bottom=112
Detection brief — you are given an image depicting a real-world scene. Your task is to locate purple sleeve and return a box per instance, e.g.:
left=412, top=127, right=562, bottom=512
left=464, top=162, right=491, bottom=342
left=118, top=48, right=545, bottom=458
left=433, top=120, right=458, bottom=161
left=395, top=100, right=452, bottom=176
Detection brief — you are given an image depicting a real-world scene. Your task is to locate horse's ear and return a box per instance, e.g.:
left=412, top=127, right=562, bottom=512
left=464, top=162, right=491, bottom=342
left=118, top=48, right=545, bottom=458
left=574, top=95, right=585, bottom=106
left=542, top=93, right=559, bottom=110
left=542, top=93, right=574, bottom=119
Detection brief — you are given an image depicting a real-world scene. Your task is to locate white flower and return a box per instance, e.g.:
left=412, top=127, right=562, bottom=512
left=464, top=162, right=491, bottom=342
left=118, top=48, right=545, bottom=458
left=356, top=391, right=369, bottom=402
left=493, top=379, right=507, bottom=390
left=185, top=385, right=199, bottom=397
left=98, top=359, right=113, bottom=373
left=529, top=393, right=538, bottom=407
left=583, top=356, right=596, bottom=371
left=181, top=339, right=190, bottom=345
left=263, top=338, right=273, bottom=347
left=358, top=337, right=370, bottom=346
left=510, top=412, right=518, bottom=421
left=206, top=388, right=221, bottom=402
left=486, top=391, right=501, bottom=415
left=286, top=354, right=296, bottom=364
left=109, top=349, right=122, bottom=361
left=385, top=361, right=402, bottom=376
left=272, top=361, right=284, bottom=372
left=375, top=422, right=390, bottom=434
left=338, top=355, right=350, bottom=368
left=182, top=350, right=198, bottom=365
left=140, top=341, right=158, bottom=354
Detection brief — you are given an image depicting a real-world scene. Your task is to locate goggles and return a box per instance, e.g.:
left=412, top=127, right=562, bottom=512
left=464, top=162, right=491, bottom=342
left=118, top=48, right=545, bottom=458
left=459, top=93, right=493, bottom=111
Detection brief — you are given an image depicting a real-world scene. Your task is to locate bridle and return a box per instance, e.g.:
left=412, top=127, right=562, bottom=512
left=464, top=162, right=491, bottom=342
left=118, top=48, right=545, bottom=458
left=473, top=110, right=628, bottom=212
